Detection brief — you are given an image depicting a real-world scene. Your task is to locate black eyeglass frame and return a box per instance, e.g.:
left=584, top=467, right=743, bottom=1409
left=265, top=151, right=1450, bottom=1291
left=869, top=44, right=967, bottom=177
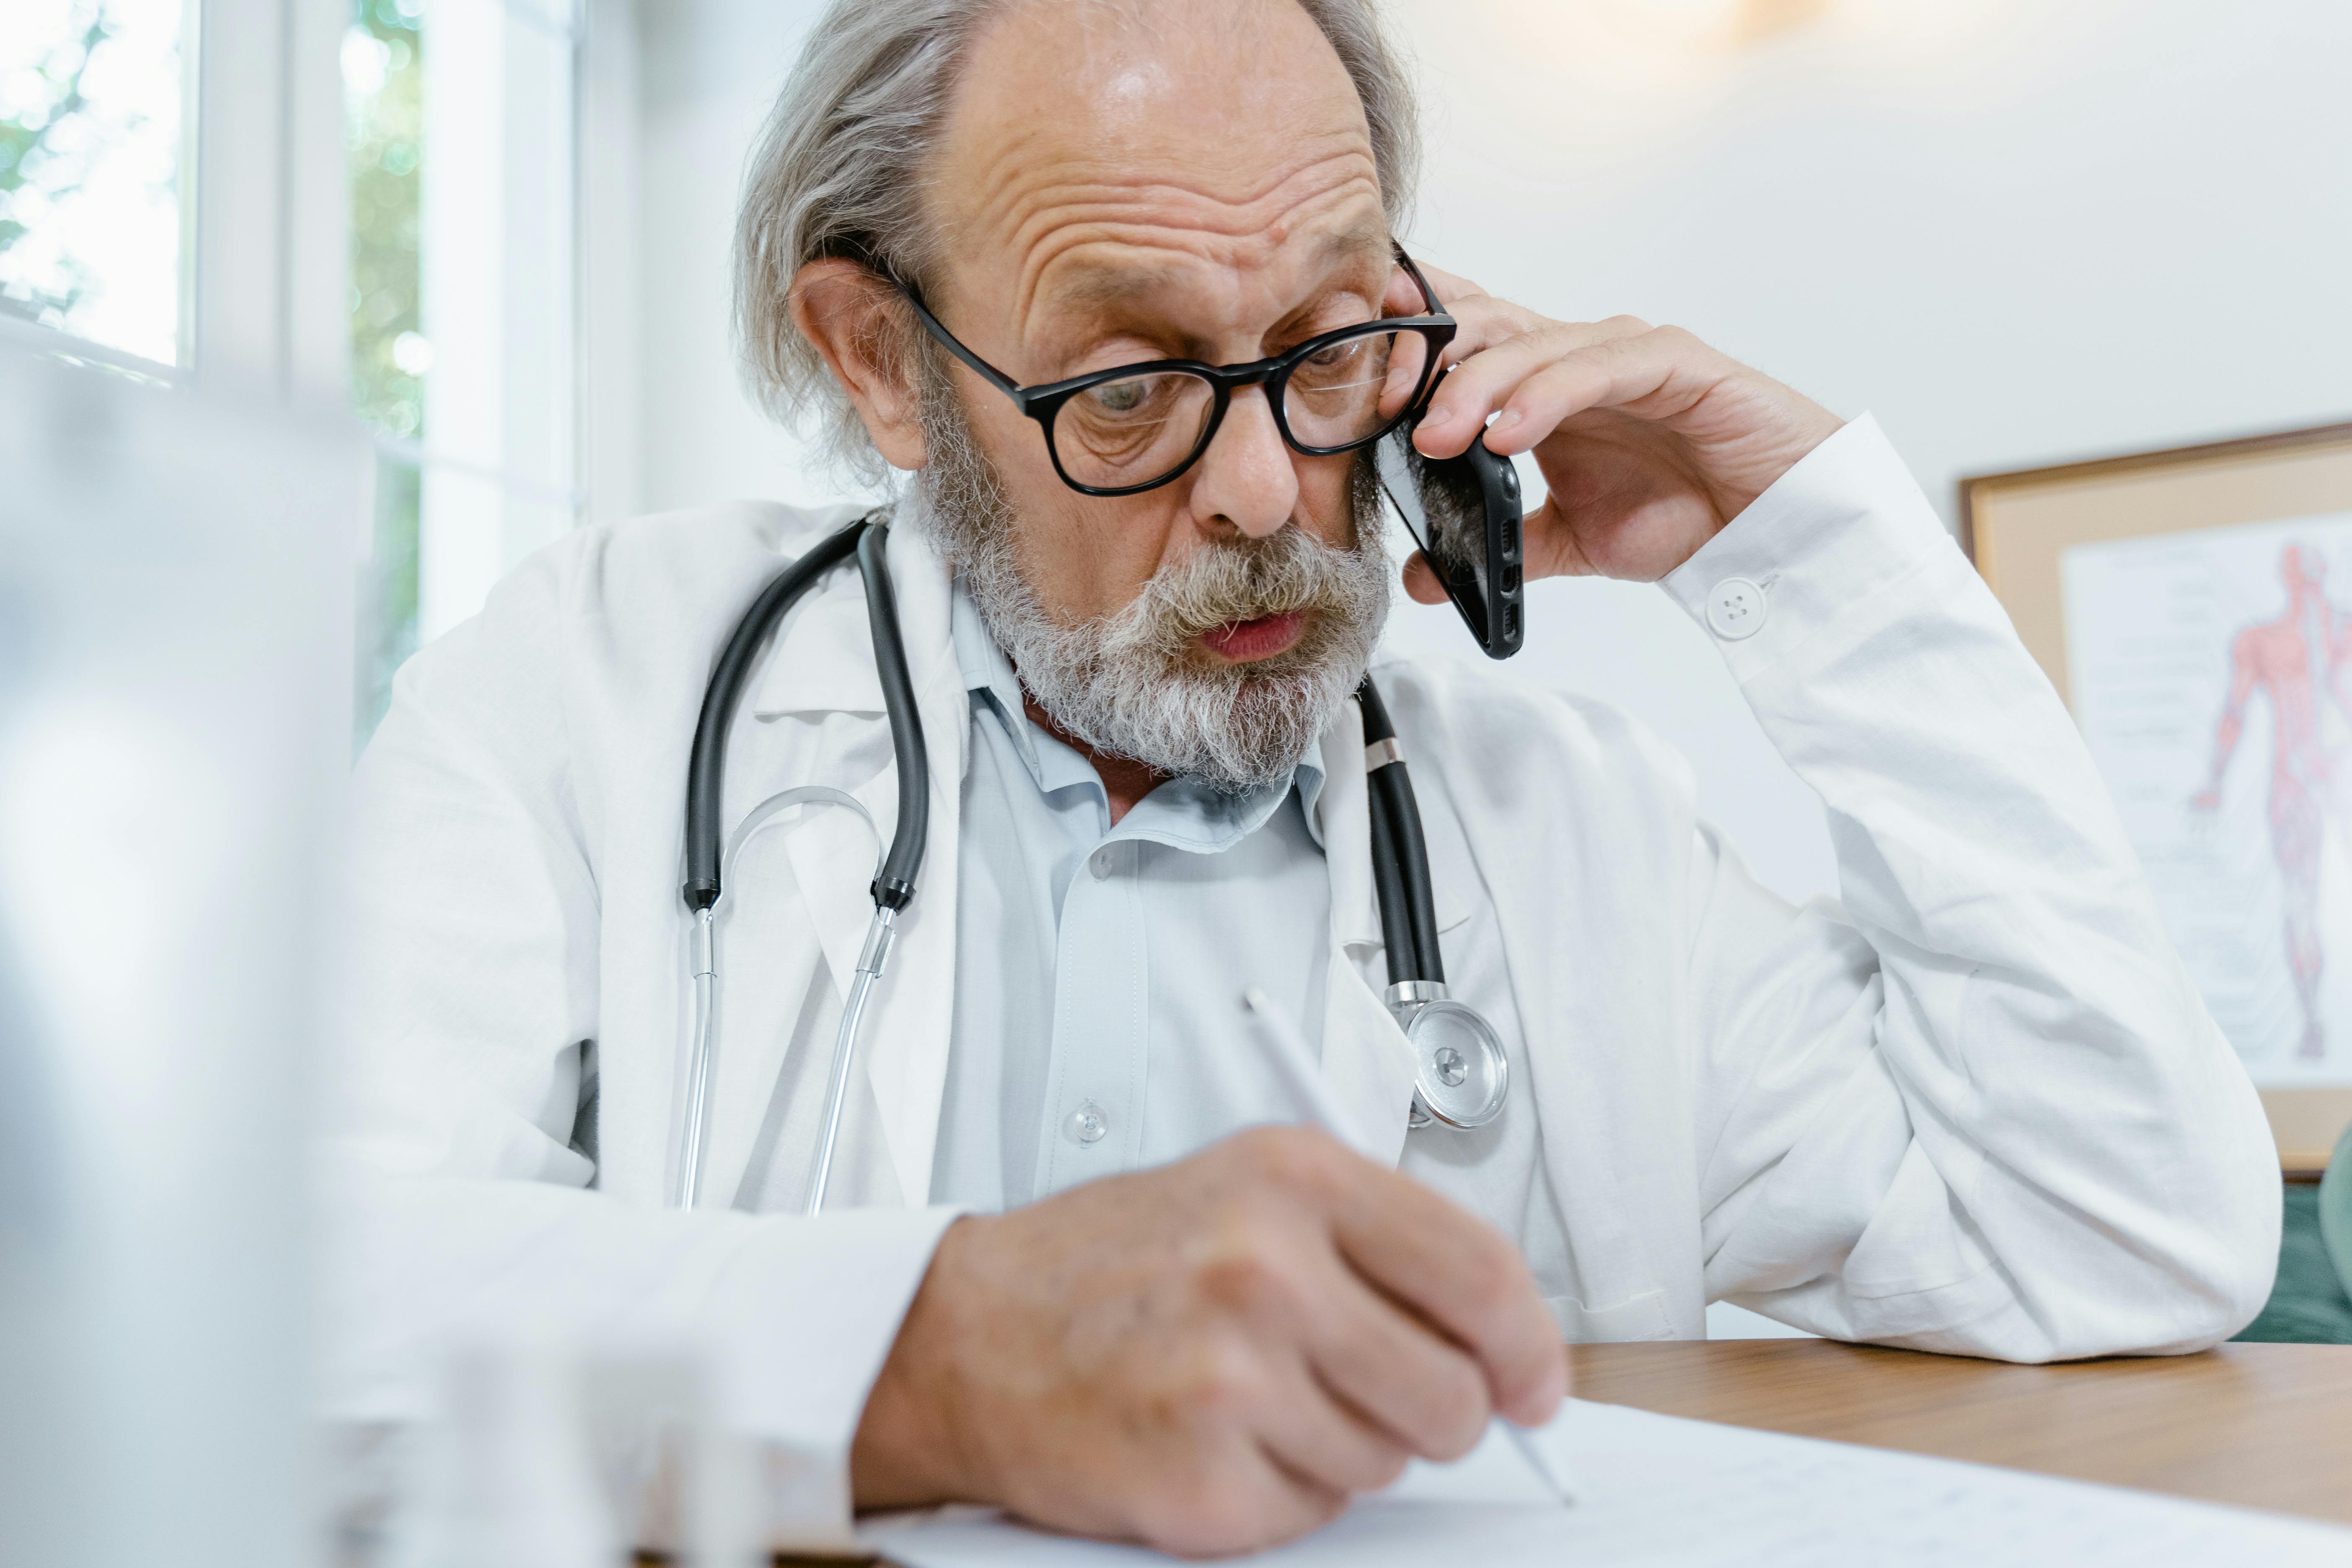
left=897, top=243, right=1459, bottom=498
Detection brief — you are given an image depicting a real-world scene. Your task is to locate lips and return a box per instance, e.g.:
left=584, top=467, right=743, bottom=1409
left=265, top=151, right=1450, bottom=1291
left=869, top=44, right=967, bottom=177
left=1199, top=611, right=1306, bottom=663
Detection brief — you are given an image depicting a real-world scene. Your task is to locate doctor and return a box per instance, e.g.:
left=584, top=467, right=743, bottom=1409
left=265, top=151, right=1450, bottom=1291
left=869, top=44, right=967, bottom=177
left=332, top=0, right=2282, bottom=1555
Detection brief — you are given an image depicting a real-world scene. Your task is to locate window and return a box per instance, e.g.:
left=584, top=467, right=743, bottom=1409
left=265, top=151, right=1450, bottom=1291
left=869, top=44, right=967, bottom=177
left=5, top=0, right=593, bottom=740
left=347, top=0, right=584, bottom=739
left=0, top=0, right=191, bottom=369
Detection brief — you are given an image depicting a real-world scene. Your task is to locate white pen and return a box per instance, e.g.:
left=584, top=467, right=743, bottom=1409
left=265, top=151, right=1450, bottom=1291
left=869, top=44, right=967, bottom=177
left=1501, top=1421, right=1576, bottom=1506
left=1239, top=986, right=1574, bottom=1509
left=1239, top=985, right=1361, bottom=1144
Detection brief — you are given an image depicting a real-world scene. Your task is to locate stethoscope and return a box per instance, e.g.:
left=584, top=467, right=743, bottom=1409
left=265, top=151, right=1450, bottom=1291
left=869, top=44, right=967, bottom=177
left=672, top=515, right=1510, bottom=1212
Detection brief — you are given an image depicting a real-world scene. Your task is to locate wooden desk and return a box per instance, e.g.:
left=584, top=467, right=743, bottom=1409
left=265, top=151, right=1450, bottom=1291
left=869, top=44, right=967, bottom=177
left=1568, top=1339, right=2352, bottom=1525
left=765, top=1342, right=2352, bottom=1565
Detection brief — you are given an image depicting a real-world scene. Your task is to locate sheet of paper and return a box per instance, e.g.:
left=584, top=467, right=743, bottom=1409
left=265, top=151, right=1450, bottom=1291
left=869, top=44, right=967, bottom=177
left=861, top=1398, right=2352, bottom=1567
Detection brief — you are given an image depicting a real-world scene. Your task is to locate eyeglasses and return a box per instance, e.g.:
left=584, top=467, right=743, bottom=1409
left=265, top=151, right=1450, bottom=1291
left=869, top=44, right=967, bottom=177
left=898, top=244, right=1457, bottom=497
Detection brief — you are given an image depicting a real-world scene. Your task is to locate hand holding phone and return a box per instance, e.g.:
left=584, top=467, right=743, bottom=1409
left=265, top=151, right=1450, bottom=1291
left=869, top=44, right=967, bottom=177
left=1376, top=416, right=1525, bottom=660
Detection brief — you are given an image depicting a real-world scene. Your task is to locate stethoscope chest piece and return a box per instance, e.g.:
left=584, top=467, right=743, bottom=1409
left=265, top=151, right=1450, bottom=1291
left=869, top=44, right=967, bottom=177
left=1387, top=981, right=1509, bottom=1129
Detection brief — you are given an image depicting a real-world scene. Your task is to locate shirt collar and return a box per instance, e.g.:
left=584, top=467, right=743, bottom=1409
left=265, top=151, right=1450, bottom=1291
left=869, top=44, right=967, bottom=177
left=952, top=573, right=1047, bottom=779
left=949, top=577, right=1327, bottom=851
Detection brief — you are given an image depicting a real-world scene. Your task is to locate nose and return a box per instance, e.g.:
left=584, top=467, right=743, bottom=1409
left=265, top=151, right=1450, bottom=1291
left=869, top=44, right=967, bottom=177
left=1185, top=385, right=1299, bottom=540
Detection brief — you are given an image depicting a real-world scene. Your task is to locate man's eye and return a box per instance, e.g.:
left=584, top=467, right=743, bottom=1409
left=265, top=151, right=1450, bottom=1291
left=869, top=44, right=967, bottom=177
left=1088, top=379, right=1149, bottom=414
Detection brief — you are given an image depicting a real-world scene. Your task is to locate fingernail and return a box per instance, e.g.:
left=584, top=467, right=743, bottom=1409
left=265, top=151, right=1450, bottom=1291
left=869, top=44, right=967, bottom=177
left=1426, top=402, right=1452, bottom=424
left=1494, top=409, right=1523, bottom=429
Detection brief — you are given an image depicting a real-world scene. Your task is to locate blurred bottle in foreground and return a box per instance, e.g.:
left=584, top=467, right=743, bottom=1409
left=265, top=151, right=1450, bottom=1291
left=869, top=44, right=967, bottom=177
left=0, top=344, right=360, bottom=1568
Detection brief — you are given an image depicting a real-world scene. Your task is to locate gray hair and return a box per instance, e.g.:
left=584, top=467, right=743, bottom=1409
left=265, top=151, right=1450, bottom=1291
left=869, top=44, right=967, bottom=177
left=733, top=0, right=1422, bottom=485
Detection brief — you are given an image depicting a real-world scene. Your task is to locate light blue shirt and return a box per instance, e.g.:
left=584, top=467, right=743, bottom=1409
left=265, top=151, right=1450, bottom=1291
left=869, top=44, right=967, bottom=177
left=929, top=582, right=1334, bottom=1210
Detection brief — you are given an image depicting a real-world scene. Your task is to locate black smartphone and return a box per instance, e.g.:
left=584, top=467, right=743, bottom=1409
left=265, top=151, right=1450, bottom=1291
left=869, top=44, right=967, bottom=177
left=1375, top=415, right=1524, bottom=659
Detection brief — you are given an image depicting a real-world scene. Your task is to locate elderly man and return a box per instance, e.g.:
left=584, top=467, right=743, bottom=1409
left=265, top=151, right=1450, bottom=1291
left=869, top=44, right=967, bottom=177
left=334, top=0, right=2280, bottom=1554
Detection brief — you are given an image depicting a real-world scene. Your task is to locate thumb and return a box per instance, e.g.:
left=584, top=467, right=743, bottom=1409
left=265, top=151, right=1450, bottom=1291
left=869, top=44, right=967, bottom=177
left=1401, top=550, right=1448, bottom=605
left=1519, top=496, right=1592, bottom=580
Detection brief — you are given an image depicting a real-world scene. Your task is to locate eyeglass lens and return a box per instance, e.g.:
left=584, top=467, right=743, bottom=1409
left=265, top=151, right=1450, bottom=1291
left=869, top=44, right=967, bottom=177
left=1050, top=324, right=1433, bottom=491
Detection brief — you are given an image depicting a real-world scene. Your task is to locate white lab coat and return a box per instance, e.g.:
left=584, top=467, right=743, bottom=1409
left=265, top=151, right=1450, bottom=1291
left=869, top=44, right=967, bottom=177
left=325, top=417, right=2280, bottom=1545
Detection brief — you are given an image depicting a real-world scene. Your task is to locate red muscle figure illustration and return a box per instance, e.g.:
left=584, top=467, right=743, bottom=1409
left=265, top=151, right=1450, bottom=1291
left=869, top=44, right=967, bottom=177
left=2192, top=544, right=2352, bottom=1060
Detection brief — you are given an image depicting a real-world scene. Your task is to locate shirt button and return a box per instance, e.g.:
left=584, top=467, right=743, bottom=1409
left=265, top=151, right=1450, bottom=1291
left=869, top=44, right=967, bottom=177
left=1063, top=1100, right=1110, bottom=1146
left=1089, top=847, right=1115, bottom=880
left=1705, top=577, right=1767, bottom=641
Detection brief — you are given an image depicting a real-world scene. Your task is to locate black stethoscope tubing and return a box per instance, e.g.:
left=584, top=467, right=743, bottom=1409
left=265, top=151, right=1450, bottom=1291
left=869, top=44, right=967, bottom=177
left=686, top=515, right=927, bottom=917
left=1356, top=678, right=1443, bottom=990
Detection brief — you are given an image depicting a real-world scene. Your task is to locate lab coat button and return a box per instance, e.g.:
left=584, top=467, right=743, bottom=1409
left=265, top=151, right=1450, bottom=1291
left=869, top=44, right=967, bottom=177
left=1064, top=1100, right=1110, bottom=1146
left=1705, top=577, right=1767, bottom=641
left=1089, top=848, right=1115, bottom=879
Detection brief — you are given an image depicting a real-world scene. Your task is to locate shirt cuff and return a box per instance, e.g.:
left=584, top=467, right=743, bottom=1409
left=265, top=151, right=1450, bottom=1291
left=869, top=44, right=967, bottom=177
left=705, top=1204, right=965, bottom=1551
left=1659, top=414, right=1957, bottom=686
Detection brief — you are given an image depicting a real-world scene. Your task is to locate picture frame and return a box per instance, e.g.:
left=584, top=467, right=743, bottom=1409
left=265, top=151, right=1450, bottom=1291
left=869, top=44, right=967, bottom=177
left=1962, top=421, right=2352, bottom=1178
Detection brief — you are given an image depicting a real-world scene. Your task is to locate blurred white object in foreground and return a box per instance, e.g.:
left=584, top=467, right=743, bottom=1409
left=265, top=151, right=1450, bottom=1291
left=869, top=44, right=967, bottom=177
left=0, top=345, right=362, bottom=1568
left=373, top=1343, right=769, bottom=1568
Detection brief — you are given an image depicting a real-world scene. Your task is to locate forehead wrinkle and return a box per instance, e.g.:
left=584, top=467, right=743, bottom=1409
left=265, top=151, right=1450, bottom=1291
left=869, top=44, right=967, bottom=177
left=955, top=119, right=1373, bottom=253
left=998, top=158, right=1384, bottom=327
left=1036, top=213, right=1388, bottom=321
left=997, top=152, right=1379, bottom=256
left=1015, top=205, right=1385, bottom=336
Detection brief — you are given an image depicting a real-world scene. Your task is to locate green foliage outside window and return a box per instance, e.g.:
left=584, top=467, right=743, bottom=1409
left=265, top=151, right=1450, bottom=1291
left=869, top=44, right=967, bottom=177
left=349, top=0, right=426, bottom=742
left=0, top=8, right=140, bottom=341
left=348, top=0, right=423, bottom=440
left=0, top=13, right=107, bottom=331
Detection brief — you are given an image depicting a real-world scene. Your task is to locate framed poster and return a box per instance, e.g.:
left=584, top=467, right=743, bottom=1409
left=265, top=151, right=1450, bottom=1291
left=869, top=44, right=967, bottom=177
left=1963, top=422, right=2352, bottom=1176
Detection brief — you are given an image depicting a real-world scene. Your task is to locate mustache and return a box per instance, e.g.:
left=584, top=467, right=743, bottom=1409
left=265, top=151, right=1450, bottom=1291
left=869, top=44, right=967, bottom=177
left=1115, top=526, right=1378, bottom=661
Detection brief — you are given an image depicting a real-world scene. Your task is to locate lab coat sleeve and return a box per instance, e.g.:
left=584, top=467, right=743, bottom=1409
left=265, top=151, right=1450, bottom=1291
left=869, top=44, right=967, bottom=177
left=327, top=545, right=956, bottom=1548
left=1664, top=415, right=2281, bottom=1360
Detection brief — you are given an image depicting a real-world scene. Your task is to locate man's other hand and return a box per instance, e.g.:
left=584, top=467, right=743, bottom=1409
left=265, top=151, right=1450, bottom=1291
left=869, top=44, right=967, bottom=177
left=849, top=1126, right=1567, bottom=1557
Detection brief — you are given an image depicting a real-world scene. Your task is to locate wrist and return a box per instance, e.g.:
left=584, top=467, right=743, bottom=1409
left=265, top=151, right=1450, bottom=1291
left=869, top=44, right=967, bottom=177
left=850, top=1214, right=991, bottom=1509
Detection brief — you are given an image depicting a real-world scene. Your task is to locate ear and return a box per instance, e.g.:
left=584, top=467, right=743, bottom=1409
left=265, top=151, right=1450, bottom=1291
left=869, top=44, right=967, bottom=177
left=788, top=258, right=929, bottom=471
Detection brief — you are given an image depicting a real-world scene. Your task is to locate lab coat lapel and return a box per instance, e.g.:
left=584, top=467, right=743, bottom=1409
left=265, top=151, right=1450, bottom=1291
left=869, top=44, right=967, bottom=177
left=1398, top=666, right=1671, bottom=1322
left=1313, top=696, right=1423, bottom=1165
left=752, top=523, right=963, bottom=1211
left=782, top=761, right=900, bottom=1049
left=859, top=523, right=964, bottom=1208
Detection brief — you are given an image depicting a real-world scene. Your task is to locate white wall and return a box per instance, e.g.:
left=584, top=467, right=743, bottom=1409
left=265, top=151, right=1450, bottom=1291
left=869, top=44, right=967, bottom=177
left=621, top=0, right=2352, bottom=907
left=633, top=0, right=864, bottom=518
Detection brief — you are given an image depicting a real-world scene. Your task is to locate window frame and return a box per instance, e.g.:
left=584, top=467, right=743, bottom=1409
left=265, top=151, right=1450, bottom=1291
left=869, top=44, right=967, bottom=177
left=346, top=0, right=595, bottom=705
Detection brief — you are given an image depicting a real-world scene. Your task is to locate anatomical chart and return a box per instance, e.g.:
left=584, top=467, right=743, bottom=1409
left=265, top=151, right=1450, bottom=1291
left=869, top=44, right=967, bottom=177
left=2063, top=510, right=2352, bottom=1086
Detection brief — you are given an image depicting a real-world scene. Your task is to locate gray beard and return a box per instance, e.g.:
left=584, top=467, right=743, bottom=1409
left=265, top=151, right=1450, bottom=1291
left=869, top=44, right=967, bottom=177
left=909, top=361, right=1392, bottom=795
